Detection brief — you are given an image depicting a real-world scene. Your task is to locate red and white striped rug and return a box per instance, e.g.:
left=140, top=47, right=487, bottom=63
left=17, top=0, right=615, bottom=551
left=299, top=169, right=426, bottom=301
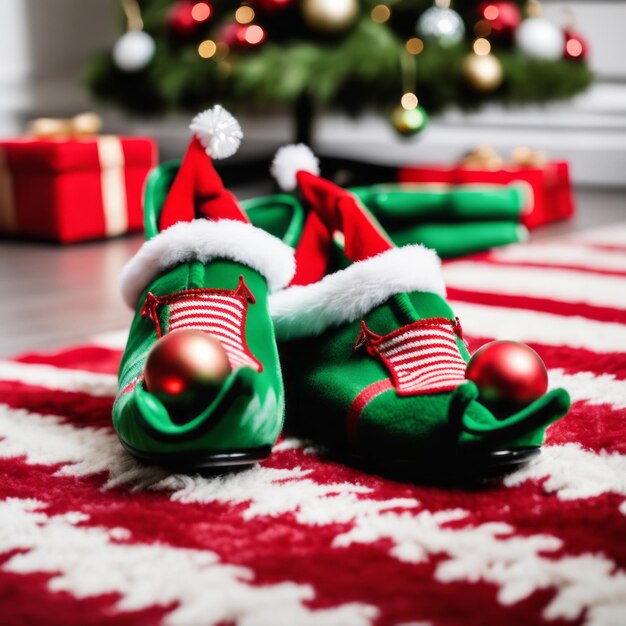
left=1, top=223, right=626, bottom=626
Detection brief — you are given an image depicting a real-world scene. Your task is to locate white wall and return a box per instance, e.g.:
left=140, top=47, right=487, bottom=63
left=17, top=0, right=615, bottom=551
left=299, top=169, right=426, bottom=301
left=0, top=0, right=625, bottom=186
left=0, top=0, right=117, bottom=134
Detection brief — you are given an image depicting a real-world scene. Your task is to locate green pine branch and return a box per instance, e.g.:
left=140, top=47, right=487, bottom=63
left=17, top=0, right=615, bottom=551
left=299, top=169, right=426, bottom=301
left=84, top=0, right=593, bottom=118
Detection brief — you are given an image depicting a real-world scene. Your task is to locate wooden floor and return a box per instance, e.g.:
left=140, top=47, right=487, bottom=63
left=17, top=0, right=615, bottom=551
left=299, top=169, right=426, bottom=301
left=1, top=187, right=625, bottom=358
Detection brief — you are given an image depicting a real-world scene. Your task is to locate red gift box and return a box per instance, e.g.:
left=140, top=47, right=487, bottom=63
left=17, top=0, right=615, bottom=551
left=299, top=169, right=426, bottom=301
left=397, top=161, right=575, bottom=229
left=0, top=135, right=157, bottom=243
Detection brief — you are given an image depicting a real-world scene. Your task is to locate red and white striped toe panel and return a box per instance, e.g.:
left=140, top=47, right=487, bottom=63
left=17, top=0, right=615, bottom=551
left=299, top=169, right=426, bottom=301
left=141, top=276, right=262, bottom=372
left=356, top=317, right=468, bottom=396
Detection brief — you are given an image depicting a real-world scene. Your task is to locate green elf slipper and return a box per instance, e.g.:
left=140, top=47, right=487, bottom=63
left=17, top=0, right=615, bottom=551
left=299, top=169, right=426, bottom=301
left=113, top=106, right=295, bottom=470
left=238, top=185, right=527, bottom=259
left=239, top=192, right=526, bottom=259
left=351, top=183, right=529, bottom=258
left=389, top=220, right=527, bottom=259
left=268, top=145, right=570, bottom=480
left=351, top=182, right=528, bottom=223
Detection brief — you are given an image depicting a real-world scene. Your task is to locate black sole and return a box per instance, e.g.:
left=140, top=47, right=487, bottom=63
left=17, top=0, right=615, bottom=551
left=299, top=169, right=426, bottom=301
left=119, top=439, right=272, bottom=472
left=345, top=446, right=541, bottom=486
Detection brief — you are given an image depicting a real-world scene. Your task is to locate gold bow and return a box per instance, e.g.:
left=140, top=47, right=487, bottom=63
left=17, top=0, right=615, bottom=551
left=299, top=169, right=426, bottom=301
left=26, top=113, right=103, bottom=139
left=460, top=144, right=548, bottom=170
left=510, top=146, right=548, bottom=168
left=459, top=145, right=504, bottom=170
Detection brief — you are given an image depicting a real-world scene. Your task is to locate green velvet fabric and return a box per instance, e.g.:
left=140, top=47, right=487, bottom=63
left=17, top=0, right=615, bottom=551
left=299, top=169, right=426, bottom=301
left=391, top=221, right=523, bottom=258
left=352, top=184, right=525, bottom=223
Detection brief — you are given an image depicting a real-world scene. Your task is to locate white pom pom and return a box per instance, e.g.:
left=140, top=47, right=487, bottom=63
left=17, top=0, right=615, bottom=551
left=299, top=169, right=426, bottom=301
left=190, top=105, right=243, bottom=160
left=270, top=144, right=320, bottom=191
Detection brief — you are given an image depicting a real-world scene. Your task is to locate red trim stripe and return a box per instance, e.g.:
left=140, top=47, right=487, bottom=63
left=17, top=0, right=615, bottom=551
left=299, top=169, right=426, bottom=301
left=346, top=378, right=394, bottom=444
left=142, top=281, right=262, bottom=373
left=369, top=320, right=467, bottom=396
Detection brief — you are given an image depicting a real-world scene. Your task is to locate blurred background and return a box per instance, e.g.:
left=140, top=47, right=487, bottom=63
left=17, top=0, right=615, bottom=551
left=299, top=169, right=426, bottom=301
left=0, top=0, right=625, bottom=355
left=0, top=0, right=624, bottom=183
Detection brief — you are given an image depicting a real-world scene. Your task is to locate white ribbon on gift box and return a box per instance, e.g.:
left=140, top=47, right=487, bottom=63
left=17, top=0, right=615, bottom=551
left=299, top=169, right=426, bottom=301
left=97, top=135, right=129, bottom=237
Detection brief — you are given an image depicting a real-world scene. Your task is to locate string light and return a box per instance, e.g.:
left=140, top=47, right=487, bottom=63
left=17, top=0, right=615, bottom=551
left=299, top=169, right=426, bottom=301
left=191, top=2, right=212, bottom=22
left=473, top=38, right=491, bottom=56
left=483, top=5, right=499, bottom=21
left=566, top=38, right=583, bottom=58
left=401, top=92, right=418, bottom=110
left=235, top=6, right=255, bottom=25
left=371, top=4, right=391, bottom=24
left=244, top=24, right=265, bottom=45
left=198, top=39, right=217, bottom=58
left=406, top=37, right=424, bottom=55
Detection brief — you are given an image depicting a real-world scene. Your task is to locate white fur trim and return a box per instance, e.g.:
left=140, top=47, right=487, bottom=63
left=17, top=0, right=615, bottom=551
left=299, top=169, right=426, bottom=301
left=120, top=220, right=296, bottom=307
left=190, top=105, right=242, bottom=160
left=270, top=245, right=446, bottom=340
left=270, top=144, right=320, bottom=191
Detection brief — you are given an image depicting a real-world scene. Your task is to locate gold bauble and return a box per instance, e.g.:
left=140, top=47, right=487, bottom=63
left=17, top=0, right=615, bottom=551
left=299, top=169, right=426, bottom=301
left=301, top=0, right=359, bottom=33
left=462, top=53, right=503, bottom=92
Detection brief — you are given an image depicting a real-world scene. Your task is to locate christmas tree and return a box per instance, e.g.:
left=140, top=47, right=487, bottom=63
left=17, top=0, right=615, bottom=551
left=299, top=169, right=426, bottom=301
left=85, top=0, right=592, bottom=143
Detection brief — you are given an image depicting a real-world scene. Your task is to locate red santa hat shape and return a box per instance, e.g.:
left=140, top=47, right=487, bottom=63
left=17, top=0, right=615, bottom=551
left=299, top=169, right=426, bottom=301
left=120, top=107, right=297, bottom=307
left=159, top=105, right=249, bottom=231
left=271, top=144, right=393, bottom=285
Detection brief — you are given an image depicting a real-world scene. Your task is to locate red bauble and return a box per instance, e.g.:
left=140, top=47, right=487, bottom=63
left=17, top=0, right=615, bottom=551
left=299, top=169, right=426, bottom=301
left=219, top=22, right=266, bottom=50
left=253, top=0, right=295, bottom=13
left=478, top=2, right=521, bottom=38
left=563, top=29, right=588, bottom=61
left=465, top=340, right=548, bottom=406
left=167, top=1, right=212, bottom=38
left=144, top=329, right=231, bottom=408
left=167, top=2, right=196, bottom=38
left=219, top=22, right=247, bottom=48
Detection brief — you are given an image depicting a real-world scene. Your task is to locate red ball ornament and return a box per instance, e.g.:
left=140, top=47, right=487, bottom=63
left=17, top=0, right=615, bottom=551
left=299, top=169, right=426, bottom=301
left=167, top=1, right=212, bottom=38
left=144, top=329, right=231, bottom=409
left=167, top=2, right=196, bottom=38
left=253, top=0, right=295, bottom=13
left=219, top=22, right=266, bottom=50
left=478, top=2, right=521, bottom=38
left=465, top=340, right=548, bottom=406
left=219, top=22, right=247, bottom=48
left=563, top=29, right=588, bottom=61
